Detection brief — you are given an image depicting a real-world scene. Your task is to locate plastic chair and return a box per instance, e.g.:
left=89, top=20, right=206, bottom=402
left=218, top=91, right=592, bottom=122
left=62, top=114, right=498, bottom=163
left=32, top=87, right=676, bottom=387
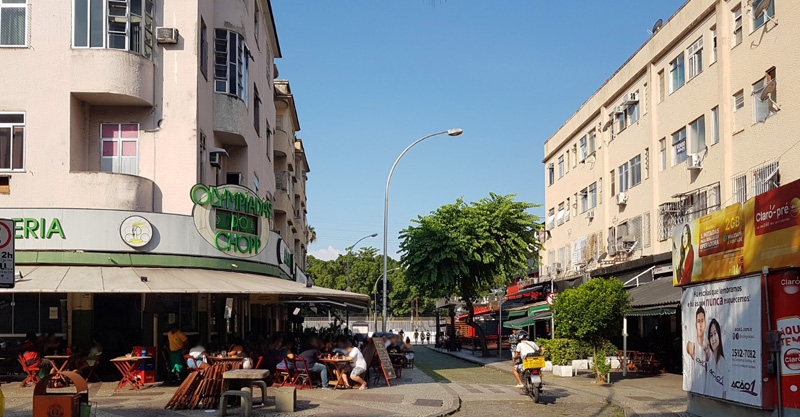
left=18, top=354, right=41, bottom=388
left=290, top=357, right=314, bottom=390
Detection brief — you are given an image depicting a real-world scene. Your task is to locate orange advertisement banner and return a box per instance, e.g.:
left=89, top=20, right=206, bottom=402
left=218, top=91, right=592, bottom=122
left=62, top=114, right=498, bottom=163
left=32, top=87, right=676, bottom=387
left=675, top=178, right=800, bottom=286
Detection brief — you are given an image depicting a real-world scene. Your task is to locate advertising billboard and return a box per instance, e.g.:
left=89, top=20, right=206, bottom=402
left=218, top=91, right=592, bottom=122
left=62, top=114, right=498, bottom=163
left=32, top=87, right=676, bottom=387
left=769, top=269, right=800, bottom=410
left=674, top=178, right=800, bottom=287
left=681, top=275, right=762, bottom=406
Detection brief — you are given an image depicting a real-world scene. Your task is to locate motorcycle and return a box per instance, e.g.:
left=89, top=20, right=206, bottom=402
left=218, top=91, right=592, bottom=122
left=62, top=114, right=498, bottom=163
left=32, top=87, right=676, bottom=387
left=521, top=353, right=545, bottom=403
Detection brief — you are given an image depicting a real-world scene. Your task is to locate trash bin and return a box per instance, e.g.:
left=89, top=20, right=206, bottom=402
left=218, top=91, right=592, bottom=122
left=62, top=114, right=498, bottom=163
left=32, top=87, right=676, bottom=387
left=33, top=371, right=90, bottom=417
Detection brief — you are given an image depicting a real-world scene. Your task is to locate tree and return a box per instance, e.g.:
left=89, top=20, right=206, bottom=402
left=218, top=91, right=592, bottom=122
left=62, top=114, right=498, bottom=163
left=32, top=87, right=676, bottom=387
left=307, top=226, right=317, bottom=246
left=551, top=277, right=630, bottom=382
left=399, top=193, right=542, bottom=356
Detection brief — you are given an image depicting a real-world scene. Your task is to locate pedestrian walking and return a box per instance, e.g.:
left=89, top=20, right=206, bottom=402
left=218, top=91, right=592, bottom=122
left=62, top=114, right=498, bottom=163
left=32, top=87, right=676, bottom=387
left=414, top=330, right=419, bottom=344
left=425, top=331, right=430, bottom=344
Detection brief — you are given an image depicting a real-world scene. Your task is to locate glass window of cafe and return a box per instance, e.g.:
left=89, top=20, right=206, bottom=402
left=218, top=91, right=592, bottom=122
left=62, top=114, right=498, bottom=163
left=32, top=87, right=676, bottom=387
left=0, top=293, right=67, bottom=336
left=153, top=294, right=200, bottom=334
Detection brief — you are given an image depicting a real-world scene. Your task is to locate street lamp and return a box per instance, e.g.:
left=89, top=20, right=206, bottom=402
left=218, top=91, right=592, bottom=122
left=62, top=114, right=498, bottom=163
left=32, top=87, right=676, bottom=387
left=382, top=128, right=463, bottom=332
left=345, top=233, right=377, bottom=292
left=374, top=267, right=401, bottom=332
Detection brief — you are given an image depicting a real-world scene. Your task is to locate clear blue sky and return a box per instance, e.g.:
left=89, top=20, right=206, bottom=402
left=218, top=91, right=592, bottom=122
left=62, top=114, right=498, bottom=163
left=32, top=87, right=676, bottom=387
left=271, top=1, right=686, bottom=260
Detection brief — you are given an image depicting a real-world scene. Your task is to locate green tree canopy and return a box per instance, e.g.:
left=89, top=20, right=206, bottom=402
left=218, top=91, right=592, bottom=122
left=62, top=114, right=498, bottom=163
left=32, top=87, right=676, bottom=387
left=551, top=277, right=631, bottom=381
left=399, top=193, right=542, bottom=355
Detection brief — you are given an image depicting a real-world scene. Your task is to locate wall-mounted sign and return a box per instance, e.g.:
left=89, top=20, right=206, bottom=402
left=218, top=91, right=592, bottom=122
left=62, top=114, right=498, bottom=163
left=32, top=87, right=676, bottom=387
left=120, top=215, right=153, bottom=248
left=0, top=219, right=14, bottom=289
left=191, top=184, right=272, bottom=258
left=11, top=217, right=64, bottom=239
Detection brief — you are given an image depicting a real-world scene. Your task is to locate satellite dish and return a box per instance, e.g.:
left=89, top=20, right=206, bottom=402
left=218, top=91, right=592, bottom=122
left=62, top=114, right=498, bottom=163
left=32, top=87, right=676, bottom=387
left=651, top=19, right=664, bottom=35
left=755, top=0, right=772, bottom=18
left=760, top=79, right=777, bottom=101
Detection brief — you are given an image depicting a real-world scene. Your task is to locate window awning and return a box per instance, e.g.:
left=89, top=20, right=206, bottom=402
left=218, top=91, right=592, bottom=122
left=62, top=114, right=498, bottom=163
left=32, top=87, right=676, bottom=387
left=503, top=309, right=552, bottom=329
left=627, top=307, right=677, bottom=317
left=507, top=310, right=527, bottom=319
left=4, top=266, right=370, bottom=308
left=528, top=302, right=549, bottom=315
left=456, top=306, right=492, bottom=320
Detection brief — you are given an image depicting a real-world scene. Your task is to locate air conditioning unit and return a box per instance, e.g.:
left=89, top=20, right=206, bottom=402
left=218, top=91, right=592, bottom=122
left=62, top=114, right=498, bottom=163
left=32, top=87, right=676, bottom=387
left=573, top=265, right=582, bottom=273
left=586, top=210, right=595, bottom=220
left=617, top=192, right=628, bottom=205
left=613, top=106, right=625, bottom=114
left=622, top=92, right=639, bottom=105
left=554, top=263, right=562, bottom=273
left=156, top=27, right=179, bottom=44
left=687, top=154, right=703, bottom=170
left=208, top=147, right=228, bottom=168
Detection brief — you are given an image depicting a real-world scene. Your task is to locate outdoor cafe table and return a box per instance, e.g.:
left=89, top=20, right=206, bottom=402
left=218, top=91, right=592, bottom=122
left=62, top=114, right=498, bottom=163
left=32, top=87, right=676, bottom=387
left=319, top=358, right=351, bottom=390
left=208, top=356, right=245, bottom=371
left=222, top=369, right=270, bottom=406
left=110, top=356, right=150, bottom=391
left=45, top=355, right=75, bottom=374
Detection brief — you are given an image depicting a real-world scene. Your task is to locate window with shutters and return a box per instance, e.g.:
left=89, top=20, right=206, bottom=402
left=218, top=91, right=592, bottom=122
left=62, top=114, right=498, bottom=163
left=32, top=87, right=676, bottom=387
left=711, top=107, right=719, bottom=144
left=734, top=90, right=744, bottom=111
left=200, top=18, right=208, bottom=79
left=687, top=38, right=703, bottom=79
left=643, top=212, right=651, bottom=248
left=215, top=30, right=249, bottom=102
left=733, top=6, right=742, bottom=47
left=733, top=173, right=748, bottom=203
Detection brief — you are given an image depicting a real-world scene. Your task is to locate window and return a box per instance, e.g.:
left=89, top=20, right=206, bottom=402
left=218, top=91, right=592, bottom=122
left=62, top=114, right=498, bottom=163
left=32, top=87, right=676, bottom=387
left=547, top=164, right=554, bottom=186
left=734, top=90, right=744, bottom=111
left=101, top=123, right=139, bottom=175
left=689, top=115, right=705, bottom=154
left=617, top=110, right=627, bottom=132
left=630, top=155, right=641, bottom=188
left=580, top=189, right=588, bottom=213
left=618, top=162, right=629, bottom=193
left=0, top=0, right=26, bottom=46
left=687, top=38, right=703, bottom=79
left=753, top=69, right=777, bottom=123
left=610, top=169, right=615, bottom=196
left=265, top=122, right=272, bottom=160
left=558, top=155, right=564, bottom=178
left=198, top=131, right=206, bottom=183
left=547, top=208, right=555, bottom=230
left=733, top=173, right=748, bottom=203
left=253, top=85, right=261, bottom=135
left=752, top=0, right=775, bottom=30
left=215, top=29, right=249, bottom=101
left=658, top=70, right=665, bottom=103
left=572, top=145, right=578, bottom=167
left=579, top=136, right=587, bottom=161
left=753, top=161, right=779, bottom=196
left=565, top=198, right=571, bottom=222
left=253, top=173, right=259, bottom=195
left=659, top=138, right=666, bottom=171
left=565, top=150, right=570, bottom=174
left=711, top=107, right=720, bottom=144
left=711, top=27, right=717, bottom=63
left=0, top=112, right=24, bottom=171
left=200, top=18, right=208, bottom=79
left=672, top=128, right=687, bottom=165
left=253, top=1, right=259, bottom=46
left=733, top=6, right=742, bottom=47
left=557, top=203, right=565, bottom=226
left=588, top=183, right=597, bottom=209
left=73, top=0, right=154, bottom=58
left=670, top=54, right=685, bottom=93
left=628, top=101, right=640, bottom=124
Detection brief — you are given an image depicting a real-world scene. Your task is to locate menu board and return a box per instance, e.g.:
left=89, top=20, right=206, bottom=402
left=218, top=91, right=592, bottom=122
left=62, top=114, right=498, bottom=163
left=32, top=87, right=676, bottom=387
left=372, top=337, right=397, bottom=381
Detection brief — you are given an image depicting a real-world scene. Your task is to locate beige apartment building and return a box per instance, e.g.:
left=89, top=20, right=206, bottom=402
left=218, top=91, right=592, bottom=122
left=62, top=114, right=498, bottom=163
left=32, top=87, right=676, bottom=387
left=542, top=0, right=797, bottom=287
left=0, top=0, right=360, bottom=354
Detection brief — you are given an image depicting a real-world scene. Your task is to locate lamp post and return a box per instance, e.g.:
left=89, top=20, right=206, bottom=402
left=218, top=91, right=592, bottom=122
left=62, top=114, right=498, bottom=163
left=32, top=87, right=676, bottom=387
left=382, top=128, right=463, bottom=332
left=345, top=233, right=377, bottom=292
left=374, top=267, right=401, bottom=332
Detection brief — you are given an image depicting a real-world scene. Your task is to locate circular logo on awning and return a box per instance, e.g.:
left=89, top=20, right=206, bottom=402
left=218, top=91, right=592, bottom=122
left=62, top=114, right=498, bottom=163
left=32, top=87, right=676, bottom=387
left=120, top=216, right=153, bottom=248
left=191, top=184, right=272, bottom=258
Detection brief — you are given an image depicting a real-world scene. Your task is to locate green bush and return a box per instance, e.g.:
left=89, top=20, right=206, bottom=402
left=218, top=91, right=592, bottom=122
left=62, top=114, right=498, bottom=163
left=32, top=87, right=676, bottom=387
left=535, top=338, right=618, bottom=366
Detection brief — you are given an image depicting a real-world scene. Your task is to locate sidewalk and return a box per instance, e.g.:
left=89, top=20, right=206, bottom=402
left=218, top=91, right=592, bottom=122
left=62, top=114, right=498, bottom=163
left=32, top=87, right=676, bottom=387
left=1, top=366, right=458, bottom=417
left=426, top=346, right=688, bottom=417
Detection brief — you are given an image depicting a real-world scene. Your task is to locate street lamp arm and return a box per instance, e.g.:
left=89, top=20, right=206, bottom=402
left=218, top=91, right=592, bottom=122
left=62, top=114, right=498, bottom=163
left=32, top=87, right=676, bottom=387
left=346, top=233, right=378, bottom=292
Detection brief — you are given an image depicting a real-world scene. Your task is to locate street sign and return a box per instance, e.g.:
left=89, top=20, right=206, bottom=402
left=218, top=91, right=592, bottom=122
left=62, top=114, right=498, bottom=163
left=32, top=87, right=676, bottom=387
left=0, top=219, right=14, bottom=289
left=546, top=292, right=556, bottom=306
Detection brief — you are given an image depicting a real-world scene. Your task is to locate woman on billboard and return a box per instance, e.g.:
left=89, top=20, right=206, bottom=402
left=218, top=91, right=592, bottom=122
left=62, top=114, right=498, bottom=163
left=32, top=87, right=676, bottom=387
left=705, top=318, right=726, bottom=398
left=676, top=224, right=695, bottom=285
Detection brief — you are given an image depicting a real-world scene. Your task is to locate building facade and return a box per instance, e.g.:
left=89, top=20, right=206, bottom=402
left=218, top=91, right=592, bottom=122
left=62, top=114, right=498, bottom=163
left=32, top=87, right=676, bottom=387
left=542, top=0, right=797, bottom=288
left=0, top=0, right=353, bottom=357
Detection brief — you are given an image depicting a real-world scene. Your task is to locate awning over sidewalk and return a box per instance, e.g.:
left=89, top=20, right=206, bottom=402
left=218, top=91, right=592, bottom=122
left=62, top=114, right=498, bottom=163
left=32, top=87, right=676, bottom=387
left=626, top=276, right=681, bottom=317
left=5, top=266, right=369, bottom=307
left=627, top=307, right=677, bottom=317
left=503, top=310, right=552, bottom=329
left=456, top=306, right=492, bottom=320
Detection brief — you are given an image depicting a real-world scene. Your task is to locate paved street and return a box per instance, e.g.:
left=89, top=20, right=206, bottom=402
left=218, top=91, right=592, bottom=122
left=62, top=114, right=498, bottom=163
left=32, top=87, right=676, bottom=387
left=414, top=347, right=624, bottom=417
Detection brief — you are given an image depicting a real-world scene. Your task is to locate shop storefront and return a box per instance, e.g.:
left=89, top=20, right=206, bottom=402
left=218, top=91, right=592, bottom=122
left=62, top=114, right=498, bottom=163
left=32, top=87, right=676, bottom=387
left=0, top=184, right=367, bottom=365
left=674, top=178, right=800, bottom=417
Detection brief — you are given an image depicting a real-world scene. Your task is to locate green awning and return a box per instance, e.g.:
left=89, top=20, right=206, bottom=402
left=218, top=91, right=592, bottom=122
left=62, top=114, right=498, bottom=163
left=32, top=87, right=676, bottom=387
left=503, top=310, right=553, bottom=329
left=626, top=307, right=677, bottom=317
left=507, top=310, right=527, bottom=319
left=528, top=304, right=549, bottom=315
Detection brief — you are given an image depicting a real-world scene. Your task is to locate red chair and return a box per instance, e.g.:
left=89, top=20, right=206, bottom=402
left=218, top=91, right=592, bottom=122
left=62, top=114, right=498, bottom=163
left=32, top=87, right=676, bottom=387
left=291, top=357, right=314, bottom=390
left=254, top=356, right=263, bottom=370
left=274, top=357, right=294, bottom=387
left=18, top=354, right=41, bottom=388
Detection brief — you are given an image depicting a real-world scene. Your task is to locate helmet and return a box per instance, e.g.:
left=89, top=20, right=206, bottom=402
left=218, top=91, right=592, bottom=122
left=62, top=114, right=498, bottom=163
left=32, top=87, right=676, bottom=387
left=517, top=330, right=529, bottom=340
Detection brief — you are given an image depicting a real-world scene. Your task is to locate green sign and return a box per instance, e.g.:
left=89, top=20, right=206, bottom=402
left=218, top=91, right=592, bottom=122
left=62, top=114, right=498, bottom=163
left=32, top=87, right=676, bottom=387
left=12, top=218, right=65, bottom=239
left=191, top=184, right=271, bottom=219
left=191, top=184, right=271, bottom=257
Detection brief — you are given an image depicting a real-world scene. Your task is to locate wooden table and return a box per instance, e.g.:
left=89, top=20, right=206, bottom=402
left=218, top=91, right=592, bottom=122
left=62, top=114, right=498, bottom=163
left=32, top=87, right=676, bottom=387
left=110, top=356, right=150, bottom=391
left=45, top=355, right=75, bottom=374
left=209, top=357, right=245, bottom=371
left=319, top=358, right=352, bottom=390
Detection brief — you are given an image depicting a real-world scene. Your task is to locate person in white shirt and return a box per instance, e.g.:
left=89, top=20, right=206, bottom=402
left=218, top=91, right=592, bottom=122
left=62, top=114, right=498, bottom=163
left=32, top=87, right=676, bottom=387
left=186, top=343, right=210, bottom=370
left=345, top=343, right=368, bottom=390
left=512, top=330, right=540, bottom=388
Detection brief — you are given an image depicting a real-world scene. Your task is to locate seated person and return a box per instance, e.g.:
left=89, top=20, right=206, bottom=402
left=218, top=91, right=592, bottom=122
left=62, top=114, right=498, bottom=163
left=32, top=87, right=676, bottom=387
left=186, top=341, right=210, bottom=370
left=344, top=342, right=368, bottom=390
left=288, top=337, right=329, bottom=389
left=75, top=339, right=103, bottom=374
left=275, top=340, right=294, bottom=370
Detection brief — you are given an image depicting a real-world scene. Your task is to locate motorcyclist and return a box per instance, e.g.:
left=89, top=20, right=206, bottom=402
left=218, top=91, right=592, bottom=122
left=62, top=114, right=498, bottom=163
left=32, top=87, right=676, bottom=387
left=512, top=330, right=540, bottom=388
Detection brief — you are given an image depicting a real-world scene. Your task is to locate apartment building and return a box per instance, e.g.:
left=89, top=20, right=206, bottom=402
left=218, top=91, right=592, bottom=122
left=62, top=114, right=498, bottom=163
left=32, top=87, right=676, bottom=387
left=542, top=0, right=797, bottom=287
left=0, top=0, right=356, bottom=351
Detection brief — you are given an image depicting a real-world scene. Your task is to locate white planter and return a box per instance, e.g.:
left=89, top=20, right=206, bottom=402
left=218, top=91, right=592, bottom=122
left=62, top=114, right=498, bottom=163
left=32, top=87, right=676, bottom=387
left=607, top=356, right=621, bottom=370
left=543, top=361, right=553, bottom=372
left=572, top=359, right=589, bottom=370
left=552, top=365, right=573, bottom=377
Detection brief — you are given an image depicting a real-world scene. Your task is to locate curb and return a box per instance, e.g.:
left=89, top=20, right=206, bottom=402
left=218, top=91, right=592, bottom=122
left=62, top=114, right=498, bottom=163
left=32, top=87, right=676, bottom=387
left=424, top=346, right=642, bottom=417
left=428, top=382, right=461, bottom=417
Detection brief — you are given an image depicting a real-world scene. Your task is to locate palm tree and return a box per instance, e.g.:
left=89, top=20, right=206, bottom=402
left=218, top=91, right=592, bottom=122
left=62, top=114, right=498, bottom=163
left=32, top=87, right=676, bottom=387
left=307, top=225, right=317, bottom=245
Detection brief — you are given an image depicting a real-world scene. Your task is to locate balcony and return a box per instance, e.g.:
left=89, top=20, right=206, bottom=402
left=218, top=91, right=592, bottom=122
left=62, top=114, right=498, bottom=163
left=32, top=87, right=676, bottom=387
left=67, top=171, right=154, bottom=211
left=71, top=49, right=154, bottom=106
left=213, top=94, right=248, bottom=146
left=273, top=129, right=293, bottom=157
